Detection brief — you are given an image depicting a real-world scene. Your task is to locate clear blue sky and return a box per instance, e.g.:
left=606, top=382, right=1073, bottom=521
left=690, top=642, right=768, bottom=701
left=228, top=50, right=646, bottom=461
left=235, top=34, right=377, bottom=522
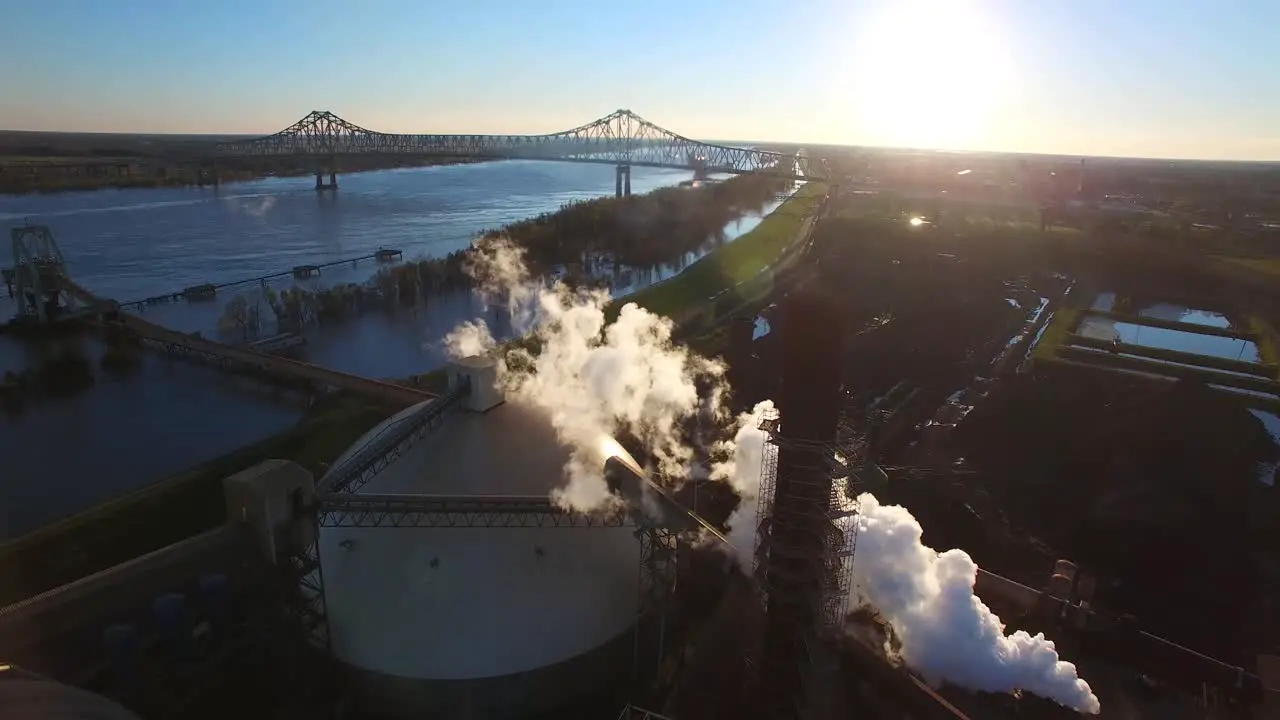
left=2, top=0, right=1278, bottom=160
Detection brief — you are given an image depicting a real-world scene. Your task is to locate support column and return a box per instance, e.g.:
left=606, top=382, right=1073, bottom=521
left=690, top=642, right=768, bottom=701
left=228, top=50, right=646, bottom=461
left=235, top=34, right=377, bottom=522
left=315, top=165, right=338, bottom=191
left=616, top=164, right=632, bottom=198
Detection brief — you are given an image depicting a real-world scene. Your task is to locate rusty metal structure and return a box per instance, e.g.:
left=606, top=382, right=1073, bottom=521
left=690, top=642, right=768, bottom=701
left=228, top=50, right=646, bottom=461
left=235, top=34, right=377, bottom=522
left=212, top=109, right=827, bottom=194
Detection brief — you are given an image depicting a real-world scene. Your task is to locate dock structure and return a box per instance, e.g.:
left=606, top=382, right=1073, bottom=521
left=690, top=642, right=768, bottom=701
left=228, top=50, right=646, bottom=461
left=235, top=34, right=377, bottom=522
left=119, top=313, right=433, bottom=407
left=5, top=227, right=429, bottom=407
left=112, top=249, right=405, bottom=312
left=62, top=279, right=434, bottom=408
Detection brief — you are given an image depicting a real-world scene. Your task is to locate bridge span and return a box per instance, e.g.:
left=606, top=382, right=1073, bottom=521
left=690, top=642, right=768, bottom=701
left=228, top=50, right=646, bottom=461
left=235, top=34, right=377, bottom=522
left=63, top=280, right=435, bottom=408
left=205, top=109, right=827, bottom=194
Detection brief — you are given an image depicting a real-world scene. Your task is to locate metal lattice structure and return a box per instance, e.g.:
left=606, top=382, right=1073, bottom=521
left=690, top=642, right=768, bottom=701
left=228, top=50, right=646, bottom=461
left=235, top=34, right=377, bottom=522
left=615, top=705, right=677, bottom=720
left=4, top=224, right=80, bottom=322
left=323, top=381, right=467, bottom=494
left=752, top=417, right=856, bottom=635
left=283, top=522, right=330, bottom=651
left=316, top=493, right=633, bottom=529
left=215, top=109, right=827, bottom=180
left=750, top=401, right=862, bottom=720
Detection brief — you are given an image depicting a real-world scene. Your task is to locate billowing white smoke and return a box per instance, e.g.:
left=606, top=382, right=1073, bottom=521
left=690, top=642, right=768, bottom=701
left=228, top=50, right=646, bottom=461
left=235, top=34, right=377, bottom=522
left=706, top=399, right=1099, bottom=712
left=445, top=236, right=727, bottom=511
left=443, top=320, right=495, bottom=359
left=711, top=400, right=776, bottom=569
left=838, top=493, right=1101, bottom=714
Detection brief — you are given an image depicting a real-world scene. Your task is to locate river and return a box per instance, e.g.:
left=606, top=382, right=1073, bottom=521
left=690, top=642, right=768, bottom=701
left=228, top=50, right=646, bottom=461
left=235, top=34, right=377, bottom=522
left=0, top=161, right=786, bottom=537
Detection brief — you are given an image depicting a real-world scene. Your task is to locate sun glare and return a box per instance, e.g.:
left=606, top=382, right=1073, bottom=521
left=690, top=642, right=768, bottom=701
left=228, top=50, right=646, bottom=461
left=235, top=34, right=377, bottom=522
left=849, top=1, right=1012, bottom=150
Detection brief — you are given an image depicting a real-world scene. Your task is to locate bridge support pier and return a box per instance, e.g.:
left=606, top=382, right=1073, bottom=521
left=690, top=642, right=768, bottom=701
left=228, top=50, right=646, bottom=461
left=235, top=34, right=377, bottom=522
left=691, top=156, right=709, bottom=182
left=615, top=163, right=631, bottom=198
left=315, top=167, right=338, bottom=191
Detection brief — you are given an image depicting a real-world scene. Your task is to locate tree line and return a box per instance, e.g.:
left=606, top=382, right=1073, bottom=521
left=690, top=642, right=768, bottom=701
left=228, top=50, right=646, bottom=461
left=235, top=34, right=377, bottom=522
left=219, top=173, right=793, bottom=337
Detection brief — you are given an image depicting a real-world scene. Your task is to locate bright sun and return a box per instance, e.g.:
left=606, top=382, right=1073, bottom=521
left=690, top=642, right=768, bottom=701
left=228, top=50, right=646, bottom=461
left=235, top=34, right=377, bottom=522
left=849, top=0, right=1012, bottom=150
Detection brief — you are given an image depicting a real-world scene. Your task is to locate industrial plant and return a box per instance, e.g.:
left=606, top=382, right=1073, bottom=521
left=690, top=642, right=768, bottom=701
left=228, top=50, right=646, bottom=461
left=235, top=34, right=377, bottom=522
left=4, top=149, right=1280, bottom=720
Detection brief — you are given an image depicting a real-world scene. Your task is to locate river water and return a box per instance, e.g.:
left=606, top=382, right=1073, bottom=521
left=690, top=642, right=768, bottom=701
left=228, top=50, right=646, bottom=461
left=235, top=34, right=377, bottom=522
left=0, top=162, right=782, bottom=537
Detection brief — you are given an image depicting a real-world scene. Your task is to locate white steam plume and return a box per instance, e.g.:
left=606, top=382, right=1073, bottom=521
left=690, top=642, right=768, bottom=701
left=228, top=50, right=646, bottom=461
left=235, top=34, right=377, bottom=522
left=711, top=400, right=776, bottom=569
left=838, top=492, right=1101, bottom=714
left=443, top=320, right=495, bottom=359
left=446, top=236, right=728, bottom=511
left=705, top=402, right=1100, bottom=712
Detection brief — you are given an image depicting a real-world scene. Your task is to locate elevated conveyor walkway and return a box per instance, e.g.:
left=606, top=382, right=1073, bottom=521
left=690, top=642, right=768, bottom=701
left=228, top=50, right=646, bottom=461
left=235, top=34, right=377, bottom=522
left=64, top=279, right=434, bottom=408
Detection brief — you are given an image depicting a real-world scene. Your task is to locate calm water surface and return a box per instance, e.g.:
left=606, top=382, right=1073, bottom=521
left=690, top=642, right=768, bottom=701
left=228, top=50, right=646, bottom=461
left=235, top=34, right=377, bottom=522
left=0, top=162, right=776, bottom=535
left=1076, top=315, right=1261, bottom=363
left=1089, top=292, right=1235, bottom=330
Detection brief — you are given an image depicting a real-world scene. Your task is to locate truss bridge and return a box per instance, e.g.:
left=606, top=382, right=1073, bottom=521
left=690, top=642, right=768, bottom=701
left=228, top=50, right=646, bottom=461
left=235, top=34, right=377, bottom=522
left=210, top=109, right=826, bottom=194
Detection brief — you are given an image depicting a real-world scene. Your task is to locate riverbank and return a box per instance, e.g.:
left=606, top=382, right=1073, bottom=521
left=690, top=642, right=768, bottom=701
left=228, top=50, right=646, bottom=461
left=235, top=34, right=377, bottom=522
left=0, top=154, right=485, bottom=195
left=0, top=391, right=394, bottom=605
left=616, top=181, right=827, bottom=327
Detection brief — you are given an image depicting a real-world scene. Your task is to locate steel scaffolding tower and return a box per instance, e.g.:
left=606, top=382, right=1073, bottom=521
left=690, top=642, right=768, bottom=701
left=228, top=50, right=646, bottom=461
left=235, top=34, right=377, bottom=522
left=751, top=405, right=858, bottom=720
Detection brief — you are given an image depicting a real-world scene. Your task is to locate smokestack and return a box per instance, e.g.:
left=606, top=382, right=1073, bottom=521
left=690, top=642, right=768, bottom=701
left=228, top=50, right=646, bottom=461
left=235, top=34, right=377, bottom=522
left=759, top=286, right=844, bottom=720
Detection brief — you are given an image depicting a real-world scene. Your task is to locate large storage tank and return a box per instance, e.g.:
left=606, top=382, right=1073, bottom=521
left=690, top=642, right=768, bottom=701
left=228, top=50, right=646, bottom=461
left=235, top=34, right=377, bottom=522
left=318, top=364, right=641, bottom=718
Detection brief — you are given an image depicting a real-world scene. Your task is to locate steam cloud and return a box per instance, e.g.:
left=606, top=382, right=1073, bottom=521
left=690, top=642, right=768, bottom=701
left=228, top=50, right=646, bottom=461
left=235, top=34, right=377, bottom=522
left=839, top=493, right=1101, bottom=714
left=711, top=400, right=776, bottom=569
left=721, top=407, right=1100, bottom=713
left=444, top=236, right=727, bottom=511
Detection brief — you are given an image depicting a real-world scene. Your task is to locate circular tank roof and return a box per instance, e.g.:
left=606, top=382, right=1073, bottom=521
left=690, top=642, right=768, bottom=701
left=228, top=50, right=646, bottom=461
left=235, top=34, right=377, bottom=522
left=320, top=399, right=640, bottom=681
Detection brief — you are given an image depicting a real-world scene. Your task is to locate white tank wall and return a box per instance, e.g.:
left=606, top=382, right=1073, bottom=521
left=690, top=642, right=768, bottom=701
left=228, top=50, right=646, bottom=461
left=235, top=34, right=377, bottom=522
left=319, top=399, right=644, bottom=682
left=321, top=524, right=640, bottom=679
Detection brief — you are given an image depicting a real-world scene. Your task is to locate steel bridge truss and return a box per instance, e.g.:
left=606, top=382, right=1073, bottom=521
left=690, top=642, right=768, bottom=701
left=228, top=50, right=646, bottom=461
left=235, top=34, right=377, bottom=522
left=215, top=109, right=825, bottom=179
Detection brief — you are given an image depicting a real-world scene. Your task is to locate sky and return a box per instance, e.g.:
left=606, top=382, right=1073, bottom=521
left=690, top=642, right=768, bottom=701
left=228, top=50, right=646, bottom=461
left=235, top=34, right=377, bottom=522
left=2, top=0, right=1278, bottom=161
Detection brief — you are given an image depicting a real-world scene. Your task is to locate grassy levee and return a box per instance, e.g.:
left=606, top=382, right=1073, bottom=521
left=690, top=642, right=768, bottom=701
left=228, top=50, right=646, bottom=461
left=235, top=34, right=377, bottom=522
left=1249, top=316, right=1280, bottom=380
left=1031, top=307, right=1083, bottom=363
left=1214, top=255, right=1280, bottom=280
left=610, top=181, right=827, bottom=327
left=0, top=394, right=393, bottom=606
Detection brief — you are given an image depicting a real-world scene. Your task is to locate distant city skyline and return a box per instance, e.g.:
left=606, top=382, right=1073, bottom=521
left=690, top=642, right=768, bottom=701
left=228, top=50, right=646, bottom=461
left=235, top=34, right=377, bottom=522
left=3, top=0, right=1278, bottom=161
